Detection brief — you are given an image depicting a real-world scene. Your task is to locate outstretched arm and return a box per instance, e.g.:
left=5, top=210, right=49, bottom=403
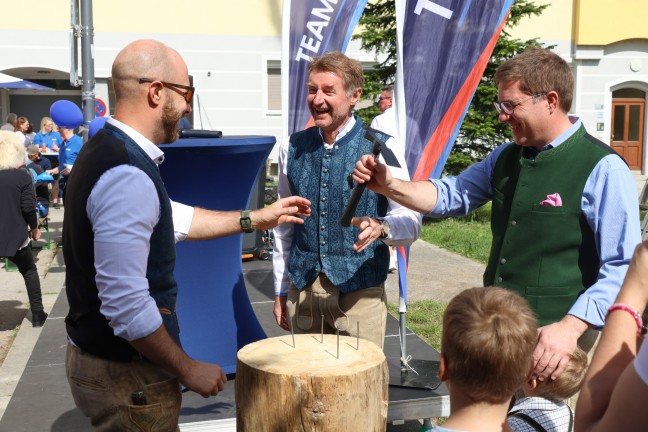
left=185, top=196, right=311, bottom=241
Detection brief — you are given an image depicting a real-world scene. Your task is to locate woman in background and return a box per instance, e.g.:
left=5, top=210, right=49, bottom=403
left=0, top=131, right=48, bottom=327
left=33, top=116, right=62, bottom=152
left=13, top=116, right=30, bottom=146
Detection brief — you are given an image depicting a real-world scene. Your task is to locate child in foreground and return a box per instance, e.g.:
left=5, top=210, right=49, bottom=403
left=508, top=348, right=587, bottom=432
left=431, top=287, right=537, bottom=432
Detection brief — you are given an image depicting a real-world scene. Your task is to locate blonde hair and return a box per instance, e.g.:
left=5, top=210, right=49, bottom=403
left=442, top=287, right=537, bottom=404
left=533, top=347, right=588, bottom=400
left=0, top=130, right=27, bottom=170
left=39, top=116, right=55, bottom=134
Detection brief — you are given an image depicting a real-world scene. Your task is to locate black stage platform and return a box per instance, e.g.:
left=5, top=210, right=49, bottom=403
left=0, top=259, right=448, bottom=431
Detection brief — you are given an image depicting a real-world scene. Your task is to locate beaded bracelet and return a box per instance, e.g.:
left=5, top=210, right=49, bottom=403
left=607, top=304, right=648, bottom=335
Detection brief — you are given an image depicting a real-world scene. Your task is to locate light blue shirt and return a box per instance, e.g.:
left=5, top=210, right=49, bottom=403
left=33, top=131, right=62, bottom=150
left=429, top=118, right=641, bottom=328
left=58, top=134, right=83, bottom=173
left=85, top=118, right=194, bottom=342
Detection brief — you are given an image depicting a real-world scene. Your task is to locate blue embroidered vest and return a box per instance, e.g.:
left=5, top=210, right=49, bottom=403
left=64, top=124, right=179, bottom=361
left=287, top=118, right=389, bottom=293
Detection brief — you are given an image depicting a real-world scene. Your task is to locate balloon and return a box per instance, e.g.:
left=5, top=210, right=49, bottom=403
left=50, top=100, right=83, bottom=128
left=89, top=116, right=109, bottom=138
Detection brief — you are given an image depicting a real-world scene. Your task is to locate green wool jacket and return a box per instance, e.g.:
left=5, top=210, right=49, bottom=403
left=484, top=125, right=616, bottom=326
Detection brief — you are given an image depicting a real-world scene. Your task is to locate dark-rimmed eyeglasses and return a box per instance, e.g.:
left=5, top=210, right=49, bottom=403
left=493, top=92, right=546, bottom=115
left=378, top=96, right=392, bottom=101
left=139, top=78, right=195, bottom=104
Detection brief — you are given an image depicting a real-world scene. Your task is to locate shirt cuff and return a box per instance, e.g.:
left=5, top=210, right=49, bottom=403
left=171, top=200, right=194, bottom=242
left=569, top=294, right=607, bottom=329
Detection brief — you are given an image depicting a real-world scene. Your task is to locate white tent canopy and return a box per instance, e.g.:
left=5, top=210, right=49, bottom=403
left=0, top=72, right=54, bottom=90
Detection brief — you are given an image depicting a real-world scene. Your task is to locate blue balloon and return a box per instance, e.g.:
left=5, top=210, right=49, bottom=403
left=89, top=116, right=109, bottom=138
left=50, top=100, right=83, bottom=128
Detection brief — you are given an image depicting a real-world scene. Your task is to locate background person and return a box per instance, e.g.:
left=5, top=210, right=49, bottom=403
left=33, top=116, right=62, bottom=152
left=370, top=84, right=396, bottom=137
left=48, top=125, right=82, bottom=206
left=63, top=39, right=311, bottom=430
left=25, top=145, right=51, bottom=216
left=13, top=116, right=30, bottom=146
left=0, top=131, right=48, bottom=327
left=1, top=113, right=17, bottom=131
left=272, top=51, right=421, bottom=349
left=353, top=47, right=641, bottom=382
left=370, top=84, right=398, bottom=272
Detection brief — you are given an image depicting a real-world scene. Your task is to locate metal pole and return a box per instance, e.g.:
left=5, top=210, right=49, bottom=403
left=69, top=0, right=79, bottom=87
left=80, top=0, right=95, bottom=143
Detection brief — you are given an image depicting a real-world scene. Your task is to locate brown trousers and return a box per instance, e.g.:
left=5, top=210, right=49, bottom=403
left=287, top=273, right=387, bottom=349
left=66, top=343, right=181, bottom=431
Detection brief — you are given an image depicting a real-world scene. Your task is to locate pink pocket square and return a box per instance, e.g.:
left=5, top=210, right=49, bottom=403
left=539, top=193, right=562, bottom=207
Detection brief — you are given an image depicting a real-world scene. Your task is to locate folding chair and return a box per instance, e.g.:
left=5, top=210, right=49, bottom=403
left=4, top=257, right=18, bottom=272
left=31, top=205, right=51, bottom=250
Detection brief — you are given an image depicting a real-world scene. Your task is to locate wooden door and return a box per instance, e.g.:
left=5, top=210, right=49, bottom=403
left=611, top=98, right=644, bottom=170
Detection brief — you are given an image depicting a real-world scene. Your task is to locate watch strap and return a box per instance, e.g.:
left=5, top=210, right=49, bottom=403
left=240, top=210, right=254, bottom=233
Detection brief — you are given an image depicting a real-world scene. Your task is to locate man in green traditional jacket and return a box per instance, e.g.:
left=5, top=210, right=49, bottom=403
left=352, top=47, right=641, bottom=382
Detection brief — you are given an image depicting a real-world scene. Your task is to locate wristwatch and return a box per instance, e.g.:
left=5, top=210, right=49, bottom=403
left=376, top=218, right=390, bottom=239
left=240, top=210, right=254, bottom=233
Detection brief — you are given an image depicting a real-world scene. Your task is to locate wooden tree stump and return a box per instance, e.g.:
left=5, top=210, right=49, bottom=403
left=236, top=334, right=388, bottom=431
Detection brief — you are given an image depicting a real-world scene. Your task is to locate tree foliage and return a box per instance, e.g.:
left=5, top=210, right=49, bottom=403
left=353, top=0, right=549, bottom=175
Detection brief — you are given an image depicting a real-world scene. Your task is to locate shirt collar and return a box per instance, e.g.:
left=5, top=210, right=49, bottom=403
left=318, top=115, right=356, bottom=145
left=547, top=115, right=581, bottom=150
left=525, top=116, right=581, bottom=159
left=106, top=117, right=165, bottom=165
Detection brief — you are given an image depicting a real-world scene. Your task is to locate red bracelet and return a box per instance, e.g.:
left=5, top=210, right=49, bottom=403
left=607, top=304, right=645, bottom=335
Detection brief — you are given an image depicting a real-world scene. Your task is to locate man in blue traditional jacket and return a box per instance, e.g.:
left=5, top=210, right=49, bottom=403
left=272, top=51, right=421, bottom=348
left=353, top=47, right=641, bottom=383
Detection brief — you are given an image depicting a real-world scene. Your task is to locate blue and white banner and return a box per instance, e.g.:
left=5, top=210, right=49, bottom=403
left=394, top=0, right=513, bottom=310
left=281, top=0, right=368, bottom=136
left=396, top=0, right=514, bottom=181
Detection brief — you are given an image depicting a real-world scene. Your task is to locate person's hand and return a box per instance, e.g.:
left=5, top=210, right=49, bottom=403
left=274, top=295, right=289, bottom=330
left=532, top=315, right=588, bottom=381
left=60, top=167, right=71, bottom=176
left=31, top=228, right=41, bottom=241
left=251, top=196, right=311, bottom=231
left=52, top=144, right=59, bottom=152
left=352, top=154, right=393, bottom=195
left=178, top=359, right=227, bottom=398
left=351, top=216, right=382, bottom=252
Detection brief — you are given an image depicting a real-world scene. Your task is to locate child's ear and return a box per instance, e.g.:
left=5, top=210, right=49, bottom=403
left=525, top=377, right=538, bottom=391
left=439, top=353, right=449, bottom=382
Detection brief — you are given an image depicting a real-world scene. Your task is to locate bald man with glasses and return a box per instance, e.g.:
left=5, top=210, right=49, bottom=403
left=62, top=39, right=311, bottom=430
left=353, top=47, right=640, bottom=386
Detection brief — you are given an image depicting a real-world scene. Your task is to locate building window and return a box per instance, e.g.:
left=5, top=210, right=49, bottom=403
left=267, top=62, right=281, bottom=113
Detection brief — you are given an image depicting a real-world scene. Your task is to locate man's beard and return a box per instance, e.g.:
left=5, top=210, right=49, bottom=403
left=160, top=100, right=184, bottom=143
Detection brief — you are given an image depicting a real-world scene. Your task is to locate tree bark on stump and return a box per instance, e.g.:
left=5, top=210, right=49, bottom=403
left=236, top=334, right=388, bottom=431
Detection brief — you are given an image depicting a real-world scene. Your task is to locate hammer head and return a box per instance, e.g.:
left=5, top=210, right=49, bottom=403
left=363, top=127, right=383, bottom=157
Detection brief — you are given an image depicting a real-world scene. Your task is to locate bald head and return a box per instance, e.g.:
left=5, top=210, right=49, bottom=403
left=112, top=39, right=188, bottom=104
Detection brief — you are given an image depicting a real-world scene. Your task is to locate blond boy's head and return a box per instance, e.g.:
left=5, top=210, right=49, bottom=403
left=441, top=287, right=537, bottom=404
left=525, top=347, right=588, bottom=400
